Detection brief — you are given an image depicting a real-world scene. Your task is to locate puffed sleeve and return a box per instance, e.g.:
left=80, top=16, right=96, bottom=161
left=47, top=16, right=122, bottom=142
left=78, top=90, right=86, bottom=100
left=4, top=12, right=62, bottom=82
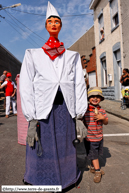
left=19, top=49, right=36, bottom=121
left=75, top=53, right=87, bottom=118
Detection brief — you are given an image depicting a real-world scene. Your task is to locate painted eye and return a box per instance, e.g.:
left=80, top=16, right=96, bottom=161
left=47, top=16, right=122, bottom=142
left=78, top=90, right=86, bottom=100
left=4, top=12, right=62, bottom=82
left=56, top=22, right=59, bottom=24
left=49, top=22, right=51, bottom=24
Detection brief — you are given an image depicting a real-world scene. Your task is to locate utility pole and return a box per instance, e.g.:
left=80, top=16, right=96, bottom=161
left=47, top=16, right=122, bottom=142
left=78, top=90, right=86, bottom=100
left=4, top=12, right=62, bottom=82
left=0, top=3, right=21, bottom=11
left=0, top=3, right=21, bottom=22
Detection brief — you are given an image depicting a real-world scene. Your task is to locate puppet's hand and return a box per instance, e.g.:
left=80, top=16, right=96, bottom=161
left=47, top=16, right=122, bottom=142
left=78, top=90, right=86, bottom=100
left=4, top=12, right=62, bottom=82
left=26, top=120, right=39, bottom=147
left=76, top=118, right=87, bottom=141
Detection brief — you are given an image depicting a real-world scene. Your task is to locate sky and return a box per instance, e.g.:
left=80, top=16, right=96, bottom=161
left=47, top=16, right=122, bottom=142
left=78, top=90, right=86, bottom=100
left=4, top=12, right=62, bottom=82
left=0, top=0, right=93, bottom=62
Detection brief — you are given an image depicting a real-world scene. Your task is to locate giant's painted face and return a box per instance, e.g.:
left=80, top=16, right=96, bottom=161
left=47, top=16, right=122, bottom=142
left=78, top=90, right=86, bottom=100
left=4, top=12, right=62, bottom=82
left=46, top=17, right=61, bottom=36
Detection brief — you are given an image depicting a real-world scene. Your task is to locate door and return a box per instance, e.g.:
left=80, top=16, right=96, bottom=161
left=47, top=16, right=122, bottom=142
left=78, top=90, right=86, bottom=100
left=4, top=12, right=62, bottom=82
left=89, top=71, right=96, bottom=88
left=114, top=49, right=122, bottom=99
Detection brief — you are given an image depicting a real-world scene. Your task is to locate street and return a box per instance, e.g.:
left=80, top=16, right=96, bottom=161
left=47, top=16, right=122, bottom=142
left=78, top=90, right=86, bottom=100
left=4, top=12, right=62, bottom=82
left=0, top=113, right=129, bottom=193
left=72, top=113, right=129, bottom=193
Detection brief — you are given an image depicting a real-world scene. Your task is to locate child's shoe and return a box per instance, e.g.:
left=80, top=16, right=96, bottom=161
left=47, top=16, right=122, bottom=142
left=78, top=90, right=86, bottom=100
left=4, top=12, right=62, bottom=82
left=90, top=166, right=105, bottom=175
left=94, top=170, right=105, bottom=183
left=90, top=166, right=95, bottom=173
left=100, top=170, right=105, bottom=175
left=94, top=171, right=102, bottom=183
left=5, top=115, right=9, bottom=118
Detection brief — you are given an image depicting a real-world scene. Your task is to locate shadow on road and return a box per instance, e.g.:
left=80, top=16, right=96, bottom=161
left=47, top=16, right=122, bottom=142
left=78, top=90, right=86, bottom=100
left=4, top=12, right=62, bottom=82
left=0, top=103, right=5, bottom=117
left=99, top=147, right=111, bottom=168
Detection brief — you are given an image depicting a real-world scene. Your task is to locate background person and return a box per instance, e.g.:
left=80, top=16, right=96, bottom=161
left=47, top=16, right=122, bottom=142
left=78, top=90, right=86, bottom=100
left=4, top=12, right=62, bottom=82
left=81, top=56, right=89, bottom=89
left=0, top=72, right=17, bottom=118
left=120, top=68, right=129, bottom=88
left=0, top=70, right=7, bottom=105
left=0, top=70, right=7, bottom=84
left=83, top=68, right=89, bottom=90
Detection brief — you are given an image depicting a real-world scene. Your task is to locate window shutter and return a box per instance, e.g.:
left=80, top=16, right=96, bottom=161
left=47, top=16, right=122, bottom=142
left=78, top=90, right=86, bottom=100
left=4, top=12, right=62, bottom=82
left=102, top=60, right=106, bottom=70
left=99, top=15, right=104, bottom=28
left=111, top=0, right=118, bottom=17
left=115, top=49, right=121, bottom=61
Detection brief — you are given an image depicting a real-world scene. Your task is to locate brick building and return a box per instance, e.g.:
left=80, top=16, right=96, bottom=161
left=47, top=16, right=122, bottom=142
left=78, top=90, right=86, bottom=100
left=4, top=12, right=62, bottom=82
left=68, top=26, right=97, bottom=87
left=86, top=47, right=97, bottom=87
left=0, top=44, right=21, bottom=81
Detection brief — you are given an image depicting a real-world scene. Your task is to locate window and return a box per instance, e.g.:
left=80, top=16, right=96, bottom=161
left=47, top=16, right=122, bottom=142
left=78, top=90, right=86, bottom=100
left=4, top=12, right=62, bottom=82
left=114, top=49, right=121, bottom=62
left=110, top=0, right=119, bottom=30
left=101, top=57, right=107, bottom=87
left=98, top=13, right=105, bottom=42
left=114, top=49, right=122, bottom=81
left=113, top=46, right=122, bottom=99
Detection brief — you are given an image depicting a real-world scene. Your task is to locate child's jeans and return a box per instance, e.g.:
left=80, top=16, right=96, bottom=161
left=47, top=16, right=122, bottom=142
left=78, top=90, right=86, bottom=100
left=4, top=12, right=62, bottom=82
left=6, top=96, right=17, bottom=115
left=84, top=138, right=103, bottom=160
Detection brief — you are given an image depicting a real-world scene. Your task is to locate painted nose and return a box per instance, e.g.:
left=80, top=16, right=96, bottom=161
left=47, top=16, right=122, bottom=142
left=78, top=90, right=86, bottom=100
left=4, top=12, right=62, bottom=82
left=52, top=22, right=56, bottom=26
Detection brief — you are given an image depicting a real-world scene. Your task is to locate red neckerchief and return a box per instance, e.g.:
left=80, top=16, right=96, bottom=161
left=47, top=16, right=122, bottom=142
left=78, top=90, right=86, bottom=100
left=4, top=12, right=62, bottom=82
left=88, top=104, right=101, bottom=111
left=42, top=37, right=65, bottom=60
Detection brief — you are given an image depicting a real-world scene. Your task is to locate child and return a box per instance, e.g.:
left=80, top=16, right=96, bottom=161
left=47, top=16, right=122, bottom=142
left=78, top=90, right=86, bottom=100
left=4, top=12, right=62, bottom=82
left=84, top=87, right=108, bottom=183
left=0, top=72, right=17, bottom=118
left=124, top=88, right=129, bottom=99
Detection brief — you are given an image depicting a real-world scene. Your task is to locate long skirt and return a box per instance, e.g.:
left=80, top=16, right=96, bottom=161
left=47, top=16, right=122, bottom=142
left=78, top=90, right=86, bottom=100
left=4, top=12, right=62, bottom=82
left=24, top=95, right=81, bottom=189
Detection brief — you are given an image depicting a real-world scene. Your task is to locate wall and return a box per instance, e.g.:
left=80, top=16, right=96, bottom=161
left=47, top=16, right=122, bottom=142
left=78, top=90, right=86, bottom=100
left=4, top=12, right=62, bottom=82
left=120, top=0, right=129, bottom=68
left=68, top=26, right=95, bottom=60
left=0, top=44, right=21, bottom=81
left=86, top=47, right=96, bottom=73
left=93, top=0, right=123, bottom=88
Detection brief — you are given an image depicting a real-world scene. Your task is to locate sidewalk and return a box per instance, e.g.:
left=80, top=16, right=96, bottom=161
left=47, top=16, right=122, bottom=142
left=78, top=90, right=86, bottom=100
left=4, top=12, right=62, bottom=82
left=100, top=99, right=129, bottom=121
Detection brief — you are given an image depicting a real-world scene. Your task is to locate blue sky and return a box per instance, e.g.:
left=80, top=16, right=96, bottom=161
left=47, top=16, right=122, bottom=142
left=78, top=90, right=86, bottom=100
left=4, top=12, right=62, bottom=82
left=0, top=0, right=93, bottom=62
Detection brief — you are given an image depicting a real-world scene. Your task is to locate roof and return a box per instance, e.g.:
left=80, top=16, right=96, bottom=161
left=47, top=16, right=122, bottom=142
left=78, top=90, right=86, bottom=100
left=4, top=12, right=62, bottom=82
left=0, top=44, right=21, bottom=64
left=67, top=25, right=94, bottom=48
left=89, top=0, right=100, bottom=9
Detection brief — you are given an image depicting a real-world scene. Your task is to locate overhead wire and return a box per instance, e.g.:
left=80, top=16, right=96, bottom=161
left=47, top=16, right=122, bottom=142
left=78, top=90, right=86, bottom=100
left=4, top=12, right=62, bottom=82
left=4, top=19, right=38, bottom=48
left=4, top=10, right=41, bottom=47
left=2, top=5, right=93, bottom=47
left=4, top=9, right=47, bottom=42
left=1, top=4, right=94, bottom=50
left=1, top=7, right=94, bottom=50
left=5, top=18, right=40, bottom=47
left=6, top=8, right=93, bottom=17
left=3, top=6, right=129, bottom=49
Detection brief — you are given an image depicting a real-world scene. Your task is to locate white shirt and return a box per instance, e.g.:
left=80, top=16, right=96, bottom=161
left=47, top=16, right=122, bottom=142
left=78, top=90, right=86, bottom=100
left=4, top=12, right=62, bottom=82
left=52, top=55, right=63, bottom=78
left=2, top=80, right=17, bottom=89
left=20, top=48, right=87, bottom=121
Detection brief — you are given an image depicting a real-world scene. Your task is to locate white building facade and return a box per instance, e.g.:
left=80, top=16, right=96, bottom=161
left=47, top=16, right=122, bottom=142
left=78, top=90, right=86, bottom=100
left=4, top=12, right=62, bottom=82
left=89, top=0, right=123, bottom=100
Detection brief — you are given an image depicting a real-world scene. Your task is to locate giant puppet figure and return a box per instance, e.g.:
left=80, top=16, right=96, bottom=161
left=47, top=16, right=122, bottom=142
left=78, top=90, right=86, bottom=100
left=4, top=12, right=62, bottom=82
left=20, top=1, right=87, bottom=189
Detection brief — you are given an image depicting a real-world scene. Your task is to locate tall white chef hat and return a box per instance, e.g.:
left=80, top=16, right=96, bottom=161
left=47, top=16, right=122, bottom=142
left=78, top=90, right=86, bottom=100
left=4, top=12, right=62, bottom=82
left=46, top=1, right=60, bottom=20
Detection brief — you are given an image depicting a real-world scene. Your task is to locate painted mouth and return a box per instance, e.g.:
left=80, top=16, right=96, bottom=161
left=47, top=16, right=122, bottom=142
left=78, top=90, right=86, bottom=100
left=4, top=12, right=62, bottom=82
left=52, top=28, right=56, bottom=30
